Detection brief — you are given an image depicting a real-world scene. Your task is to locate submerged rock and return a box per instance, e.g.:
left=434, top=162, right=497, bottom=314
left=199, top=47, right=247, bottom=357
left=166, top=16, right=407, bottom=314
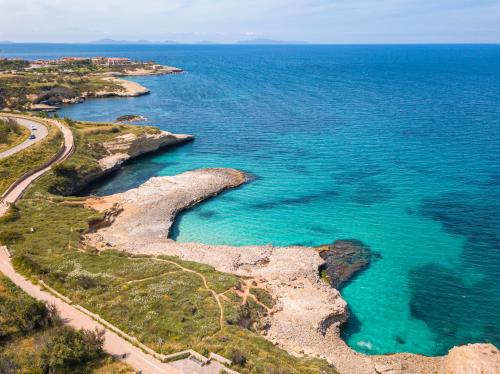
left=318, top=239, right=374, bottom=289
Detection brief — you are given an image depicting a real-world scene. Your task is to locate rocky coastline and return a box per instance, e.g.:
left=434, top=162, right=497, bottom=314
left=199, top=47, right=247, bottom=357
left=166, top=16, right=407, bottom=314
left=83, top=168, right=499, bottom=373
left=73, top=130, right=193, bottom=194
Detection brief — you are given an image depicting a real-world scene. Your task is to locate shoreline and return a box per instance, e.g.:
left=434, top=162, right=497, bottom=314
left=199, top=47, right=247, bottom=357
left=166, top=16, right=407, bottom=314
left=82, top=167, right=498, bottom=373
left=3, top=58, right=497, bottom=372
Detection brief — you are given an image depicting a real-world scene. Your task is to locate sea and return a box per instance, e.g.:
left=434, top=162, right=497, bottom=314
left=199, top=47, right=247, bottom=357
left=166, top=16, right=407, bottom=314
left=2, top=43, right=499, bottom=357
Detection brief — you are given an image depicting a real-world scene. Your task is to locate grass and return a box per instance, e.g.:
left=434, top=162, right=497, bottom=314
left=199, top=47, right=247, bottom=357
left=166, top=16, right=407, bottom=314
left=0, top=272, right=133, bottom=373
left=0, top=120, right=62, bottom=195
left=0, top=118, right=338, bottom=374
left=0, top=71, right=122, bottom=110
left=0, top=122, right=30, bottom=153
left=0, top=60, right=163, bottom=111
left=250, top=287, right=275, bottom=309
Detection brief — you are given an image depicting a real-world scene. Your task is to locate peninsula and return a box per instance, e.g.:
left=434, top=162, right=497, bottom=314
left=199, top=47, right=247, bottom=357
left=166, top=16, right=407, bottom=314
left=0, top=57, right=182, bottom=111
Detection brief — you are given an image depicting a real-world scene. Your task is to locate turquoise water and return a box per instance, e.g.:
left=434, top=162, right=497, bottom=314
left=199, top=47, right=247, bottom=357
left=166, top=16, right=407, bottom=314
left=3, top=44, right=499, bottom=356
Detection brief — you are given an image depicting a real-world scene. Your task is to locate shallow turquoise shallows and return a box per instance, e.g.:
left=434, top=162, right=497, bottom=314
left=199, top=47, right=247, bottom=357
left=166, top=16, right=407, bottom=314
left=4, top=44, right=499, bottom=356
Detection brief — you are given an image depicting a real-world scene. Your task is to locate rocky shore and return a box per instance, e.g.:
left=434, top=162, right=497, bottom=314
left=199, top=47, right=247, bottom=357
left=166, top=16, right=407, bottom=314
left=83, top=168, right=499, bottom=373
left=74, top=130, right=193, bottom=194
left=93, top=77, right=151, bottom=98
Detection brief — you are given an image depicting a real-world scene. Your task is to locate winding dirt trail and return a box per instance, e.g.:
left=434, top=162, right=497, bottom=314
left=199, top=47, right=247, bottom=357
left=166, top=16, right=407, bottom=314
left=147, top=256, right=226, bottom=331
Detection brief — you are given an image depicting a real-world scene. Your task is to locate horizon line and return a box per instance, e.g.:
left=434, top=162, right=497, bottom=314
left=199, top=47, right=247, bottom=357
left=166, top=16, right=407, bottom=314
left=1, top=41, right=500, bottom=46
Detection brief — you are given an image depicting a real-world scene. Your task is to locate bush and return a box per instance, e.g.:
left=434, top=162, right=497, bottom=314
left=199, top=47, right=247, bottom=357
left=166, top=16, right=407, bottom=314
left=0, top=230, right=23, bottom=245
left=12, top=254, right=45, bottom=275
left=39, top=326, right=105, bottom=372
left=0, top=204, right=20, bottom=224
left=230, top=349, right=247, bottom=367
left=10, top=297, right=49, bottom=334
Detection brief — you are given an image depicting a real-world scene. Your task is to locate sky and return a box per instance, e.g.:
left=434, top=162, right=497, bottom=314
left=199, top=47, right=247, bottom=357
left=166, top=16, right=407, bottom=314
left=1, top=0, right=500, bottom=43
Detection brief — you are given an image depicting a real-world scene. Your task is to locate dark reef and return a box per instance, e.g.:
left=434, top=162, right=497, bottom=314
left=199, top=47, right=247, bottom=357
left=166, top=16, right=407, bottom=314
left=318, top=239, right=376, bottom=289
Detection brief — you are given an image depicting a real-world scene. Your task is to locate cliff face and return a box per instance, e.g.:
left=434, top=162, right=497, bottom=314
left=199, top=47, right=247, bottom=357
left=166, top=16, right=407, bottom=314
left=75, top=130, right=193, bottom=193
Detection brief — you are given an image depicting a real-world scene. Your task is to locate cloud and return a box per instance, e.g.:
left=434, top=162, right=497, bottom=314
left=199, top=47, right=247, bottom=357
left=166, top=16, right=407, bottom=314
left=0, top=0, right=499, bottom=43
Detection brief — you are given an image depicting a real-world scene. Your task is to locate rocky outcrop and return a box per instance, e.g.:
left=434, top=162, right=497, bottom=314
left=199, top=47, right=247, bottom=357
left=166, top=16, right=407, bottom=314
left=444, top=344, right=499, bottom=374
left=116, top=115, right=146, bottom=123
left=123, top=65, right=183, bottom=76
left=74, top=130, right=193, bottom=194
left=318, top=239, right=375, bottom=289
left=98, top=130, right=193, bottom=174
left=91, top=77, right=150, bottom=98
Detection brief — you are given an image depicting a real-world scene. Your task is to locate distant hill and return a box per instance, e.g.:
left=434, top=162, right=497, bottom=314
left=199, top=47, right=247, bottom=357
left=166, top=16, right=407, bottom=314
left=236, top=38, right=307, bottom=45
left=196, top=40, right=218, bottom=45
left=88, top=39, right=177, bottom=45
left=0, top=41, right=16, bottom=44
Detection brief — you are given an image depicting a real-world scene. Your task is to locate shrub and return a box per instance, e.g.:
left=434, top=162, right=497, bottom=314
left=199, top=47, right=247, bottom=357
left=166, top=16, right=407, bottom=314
left=0, top=204, right=20, bottom=224
left=0, top=230, right=23, bottom=245
left=9, top=297, right=49, bottom=333
left=12, top=254, right=44, bottom=275
left=230, top=349, right=247, bottom=367
left=39, top=326, right=105, bottom=372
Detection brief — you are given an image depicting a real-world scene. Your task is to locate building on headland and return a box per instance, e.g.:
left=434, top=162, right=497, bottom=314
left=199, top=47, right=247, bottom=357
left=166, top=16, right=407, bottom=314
left=29, top=56, right=133, bottom=68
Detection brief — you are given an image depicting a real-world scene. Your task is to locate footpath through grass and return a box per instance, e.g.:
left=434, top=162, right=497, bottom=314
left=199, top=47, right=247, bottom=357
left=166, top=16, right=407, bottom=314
left=0, top=118, right=338, bottom=374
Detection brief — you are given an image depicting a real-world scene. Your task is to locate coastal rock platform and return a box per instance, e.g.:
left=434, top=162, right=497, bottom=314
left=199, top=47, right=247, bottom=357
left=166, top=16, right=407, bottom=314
left=84, top=168, right=499, bottom=374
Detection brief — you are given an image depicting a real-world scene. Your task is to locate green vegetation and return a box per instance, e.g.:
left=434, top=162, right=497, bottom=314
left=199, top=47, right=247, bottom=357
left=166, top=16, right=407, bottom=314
left=0, top=273, right=132, bottom=373
left=0, top=119, right=62, bottom=195
left=0, top=59, right=29, bottom=72
left=250, top=287, right=275, bottom=309
left=0, top=117, right=30, bottom=153
left=0, top=71, right=122, bottom=110
left=39, top=118, right=160, bottom=196
left=0, top=118, right=338, bottom=373
left=0, top=59, right=159, bottom=110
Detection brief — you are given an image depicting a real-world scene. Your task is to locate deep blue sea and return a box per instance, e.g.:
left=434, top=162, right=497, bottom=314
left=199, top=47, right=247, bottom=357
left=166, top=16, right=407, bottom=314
left=2, top=44, right=499, bottom=356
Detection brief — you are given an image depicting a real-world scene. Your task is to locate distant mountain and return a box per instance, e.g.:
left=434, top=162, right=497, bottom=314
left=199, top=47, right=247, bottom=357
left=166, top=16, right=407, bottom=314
left=196, top=40, right=218, bottom=45
left=0, top=40, right=16, bottom=44
left=236, top=38, right=307, bottom=45
left=88, top=39, right=176, bottom=45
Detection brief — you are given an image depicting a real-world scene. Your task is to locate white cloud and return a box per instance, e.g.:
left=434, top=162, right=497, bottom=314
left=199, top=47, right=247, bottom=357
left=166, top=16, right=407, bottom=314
left=0, top=0, right=499, bottom=43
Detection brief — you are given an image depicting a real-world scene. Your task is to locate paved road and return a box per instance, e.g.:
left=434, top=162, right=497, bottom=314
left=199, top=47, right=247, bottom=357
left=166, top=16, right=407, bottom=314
left=0, top=117, right=71, bottom=215
left=0, top=116, right=48, bottom=159
left=0, top=115, right=179, bottom=373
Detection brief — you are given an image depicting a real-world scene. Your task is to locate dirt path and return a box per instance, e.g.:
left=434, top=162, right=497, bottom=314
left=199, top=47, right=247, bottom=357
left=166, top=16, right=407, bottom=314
left=144, top=257, right=226, bottom=331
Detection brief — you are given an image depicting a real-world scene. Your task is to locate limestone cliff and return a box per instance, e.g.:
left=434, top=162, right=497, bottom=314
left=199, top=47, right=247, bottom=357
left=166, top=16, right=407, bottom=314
left=75, top=130, right=193, bottom=193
